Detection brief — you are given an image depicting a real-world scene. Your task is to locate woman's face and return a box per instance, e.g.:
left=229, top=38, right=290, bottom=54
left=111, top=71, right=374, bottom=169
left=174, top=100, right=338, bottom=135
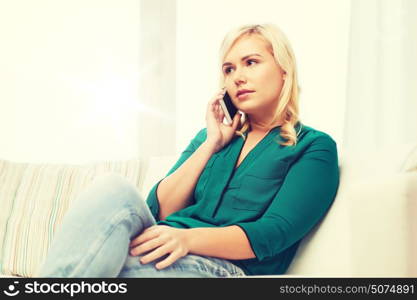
left=222, top=34, right=286, bottom=120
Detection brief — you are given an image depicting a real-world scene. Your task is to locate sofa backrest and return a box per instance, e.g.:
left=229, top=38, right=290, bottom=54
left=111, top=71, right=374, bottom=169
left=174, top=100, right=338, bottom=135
left=286, top=141, right=417, bottom=276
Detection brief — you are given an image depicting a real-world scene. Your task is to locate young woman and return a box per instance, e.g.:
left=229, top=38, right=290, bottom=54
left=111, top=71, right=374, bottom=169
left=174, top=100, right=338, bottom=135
left=37, top=23, right=339, bottom=277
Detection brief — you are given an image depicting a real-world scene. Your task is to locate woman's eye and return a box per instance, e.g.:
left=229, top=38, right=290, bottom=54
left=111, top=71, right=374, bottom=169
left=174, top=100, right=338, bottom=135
left=224, top=67, right=233, bottom=74
left=223, top=60, right=256, bottom=74
left=247, top=59, right=257, bottom=66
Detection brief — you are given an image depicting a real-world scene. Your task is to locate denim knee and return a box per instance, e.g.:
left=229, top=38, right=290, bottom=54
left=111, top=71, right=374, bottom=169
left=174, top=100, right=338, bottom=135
left=80, top=173, right=147, bottom=217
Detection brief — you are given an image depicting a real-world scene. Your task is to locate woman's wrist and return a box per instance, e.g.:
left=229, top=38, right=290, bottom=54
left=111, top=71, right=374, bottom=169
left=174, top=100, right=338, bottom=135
left=183, top=228, right=197, bottom=254
left=201, top=140, right=218, bottom=154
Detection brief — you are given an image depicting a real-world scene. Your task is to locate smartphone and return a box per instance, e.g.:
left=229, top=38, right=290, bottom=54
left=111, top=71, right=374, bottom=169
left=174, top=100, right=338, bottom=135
left=219, top=91, right=238, bottom=125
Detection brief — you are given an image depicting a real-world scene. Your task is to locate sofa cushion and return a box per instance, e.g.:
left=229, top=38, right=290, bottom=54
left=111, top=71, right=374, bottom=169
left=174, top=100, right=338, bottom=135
left=0, top=159, right=143, bottom=277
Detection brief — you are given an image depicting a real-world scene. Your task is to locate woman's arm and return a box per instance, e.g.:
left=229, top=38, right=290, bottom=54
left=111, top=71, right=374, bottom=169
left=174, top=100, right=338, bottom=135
left=156, top=141, right=216, bottom=220
left=186, top=225, right=256, bottom=260
left=153, top=89, right=241, bottom=221
left=129, top=225, right=255, bottom=269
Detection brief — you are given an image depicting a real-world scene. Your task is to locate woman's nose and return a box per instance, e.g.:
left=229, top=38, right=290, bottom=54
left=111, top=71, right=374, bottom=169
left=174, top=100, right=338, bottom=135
left=233, top=68, right=247, bottom=85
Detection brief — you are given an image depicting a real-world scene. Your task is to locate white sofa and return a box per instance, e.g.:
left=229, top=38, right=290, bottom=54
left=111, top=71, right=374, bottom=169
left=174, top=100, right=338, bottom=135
left=0, top=142, right=416, bottom=278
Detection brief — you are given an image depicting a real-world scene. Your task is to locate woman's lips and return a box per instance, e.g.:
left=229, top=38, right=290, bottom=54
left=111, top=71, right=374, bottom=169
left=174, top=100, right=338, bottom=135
left=237, top=91, right=254, bottom=100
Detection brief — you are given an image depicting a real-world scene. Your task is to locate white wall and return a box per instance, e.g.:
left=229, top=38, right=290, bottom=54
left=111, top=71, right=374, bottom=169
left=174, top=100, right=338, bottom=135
left=0, top=0, right=352, bottom=162
left=0, top=0, right=140, bottom=163
left=176, top=0, right=351, bottom=153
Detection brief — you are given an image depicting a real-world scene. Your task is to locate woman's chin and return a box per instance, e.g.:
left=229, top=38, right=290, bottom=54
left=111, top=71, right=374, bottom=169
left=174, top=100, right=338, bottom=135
left=237, top=106, right=257, bottom=115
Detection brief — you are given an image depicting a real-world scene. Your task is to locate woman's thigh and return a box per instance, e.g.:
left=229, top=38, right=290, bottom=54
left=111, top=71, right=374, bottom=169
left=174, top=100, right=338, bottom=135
left=118, top=254, right=246, bottom=278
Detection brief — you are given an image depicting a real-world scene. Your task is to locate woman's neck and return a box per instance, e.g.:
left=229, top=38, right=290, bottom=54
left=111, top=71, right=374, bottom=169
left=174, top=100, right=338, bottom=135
left=248, top=116, right=285, bottom=134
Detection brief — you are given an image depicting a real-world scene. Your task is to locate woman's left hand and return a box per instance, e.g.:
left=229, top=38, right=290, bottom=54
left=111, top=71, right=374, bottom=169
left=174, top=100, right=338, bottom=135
left=129, top=225, right=190, bottom=270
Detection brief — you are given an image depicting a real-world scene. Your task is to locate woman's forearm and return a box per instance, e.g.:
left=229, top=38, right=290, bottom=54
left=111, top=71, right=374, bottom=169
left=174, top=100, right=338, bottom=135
left=186, top=226, right=256, bottom=260
left=156, top=141, right=216, bottom=220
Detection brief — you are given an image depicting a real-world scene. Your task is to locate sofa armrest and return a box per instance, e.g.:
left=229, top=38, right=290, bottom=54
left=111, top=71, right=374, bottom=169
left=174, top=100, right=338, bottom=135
left=349, top=171, right=417, bottom=277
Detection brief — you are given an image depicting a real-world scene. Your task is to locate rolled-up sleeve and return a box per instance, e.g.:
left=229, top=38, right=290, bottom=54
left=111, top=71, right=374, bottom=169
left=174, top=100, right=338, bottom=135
left=235, top=135, right=340, bottom=261
left=146, top=128, right=207, bottom=220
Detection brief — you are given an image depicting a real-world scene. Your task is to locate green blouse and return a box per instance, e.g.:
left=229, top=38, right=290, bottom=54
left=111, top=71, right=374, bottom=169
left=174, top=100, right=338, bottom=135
left=146, top=122, right=340, bottom=275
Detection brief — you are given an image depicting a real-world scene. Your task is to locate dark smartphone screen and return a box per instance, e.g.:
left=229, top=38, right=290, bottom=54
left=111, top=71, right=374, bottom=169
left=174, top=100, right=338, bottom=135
left=223, top=92, right=238, bottom=119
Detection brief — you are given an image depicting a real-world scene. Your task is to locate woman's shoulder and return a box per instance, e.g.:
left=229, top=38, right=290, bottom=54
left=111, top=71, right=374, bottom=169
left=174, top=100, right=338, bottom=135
left=298, top=123, right=336, bottom=143
left=296, top=123, right=337, bottom=151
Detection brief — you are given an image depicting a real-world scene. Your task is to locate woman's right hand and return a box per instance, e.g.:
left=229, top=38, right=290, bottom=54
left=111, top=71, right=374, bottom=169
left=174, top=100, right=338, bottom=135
left=205, top=88, right=241, bottom=153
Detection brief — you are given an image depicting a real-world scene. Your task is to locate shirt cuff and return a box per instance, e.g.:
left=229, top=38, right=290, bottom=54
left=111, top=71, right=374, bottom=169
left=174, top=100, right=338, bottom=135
left=235, top=217, right=290, bottom=261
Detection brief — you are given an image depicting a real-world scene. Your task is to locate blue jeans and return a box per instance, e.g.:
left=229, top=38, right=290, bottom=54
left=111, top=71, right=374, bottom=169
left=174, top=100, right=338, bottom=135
left=37, top=174, right=246, bottom=278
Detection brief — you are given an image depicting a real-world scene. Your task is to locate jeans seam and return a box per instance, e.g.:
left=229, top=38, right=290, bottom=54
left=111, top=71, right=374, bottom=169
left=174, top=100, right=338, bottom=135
left=71, top=210, right=140, bottom=277
left=188, top=256, right=244, bottom=278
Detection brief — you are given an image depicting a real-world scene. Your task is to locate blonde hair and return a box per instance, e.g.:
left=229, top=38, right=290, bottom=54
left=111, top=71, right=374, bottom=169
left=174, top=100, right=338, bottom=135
left=218, top=24, right=301, bottom=146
